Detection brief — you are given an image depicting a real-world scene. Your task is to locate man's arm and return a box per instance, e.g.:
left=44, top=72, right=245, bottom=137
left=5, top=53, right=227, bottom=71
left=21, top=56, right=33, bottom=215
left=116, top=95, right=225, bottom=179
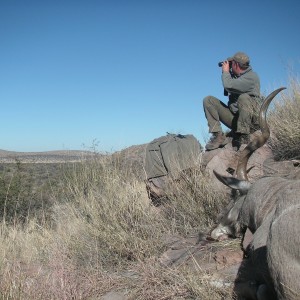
left=222, top=72, right=250, bottom=94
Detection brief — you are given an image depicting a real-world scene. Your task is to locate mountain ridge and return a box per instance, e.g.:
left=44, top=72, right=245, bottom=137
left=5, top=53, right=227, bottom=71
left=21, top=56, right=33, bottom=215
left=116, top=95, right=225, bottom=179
left=0, top=149, right=95, bottom=163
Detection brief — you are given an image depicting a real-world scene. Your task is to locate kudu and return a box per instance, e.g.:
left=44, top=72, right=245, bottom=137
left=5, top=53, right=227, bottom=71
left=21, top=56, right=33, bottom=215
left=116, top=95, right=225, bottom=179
left=211, top=88, right=300, bottom=300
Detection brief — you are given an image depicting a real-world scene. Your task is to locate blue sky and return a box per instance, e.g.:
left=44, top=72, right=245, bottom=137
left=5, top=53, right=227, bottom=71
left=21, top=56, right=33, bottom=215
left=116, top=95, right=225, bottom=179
left=1, top=0, right=300, bottom=152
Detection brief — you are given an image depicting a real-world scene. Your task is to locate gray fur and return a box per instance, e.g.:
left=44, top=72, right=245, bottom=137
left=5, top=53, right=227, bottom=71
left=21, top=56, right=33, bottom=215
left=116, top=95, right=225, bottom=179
left=267, top=186, right=300, bottom=300
left=212, top=172, right=300, bottom=299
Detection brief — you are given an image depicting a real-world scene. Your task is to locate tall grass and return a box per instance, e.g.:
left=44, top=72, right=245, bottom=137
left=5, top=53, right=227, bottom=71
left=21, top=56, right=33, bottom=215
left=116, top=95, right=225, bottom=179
left=268, top=78, right=300, bottom=160
left=55, top=155, right=168, bottom=268
left=0, top=152, right=229, bottom=299
left=161, top=167, right=227, bottom=235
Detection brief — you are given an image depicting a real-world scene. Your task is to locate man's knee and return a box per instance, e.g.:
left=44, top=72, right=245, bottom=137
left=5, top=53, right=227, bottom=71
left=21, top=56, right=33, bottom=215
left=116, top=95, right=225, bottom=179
left=203, top=96, right=219, bottom=109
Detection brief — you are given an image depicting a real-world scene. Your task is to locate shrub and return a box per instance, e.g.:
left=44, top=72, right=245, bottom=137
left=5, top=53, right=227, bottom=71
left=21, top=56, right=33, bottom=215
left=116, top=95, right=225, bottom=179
left=0, top=161, right=62, bottom=224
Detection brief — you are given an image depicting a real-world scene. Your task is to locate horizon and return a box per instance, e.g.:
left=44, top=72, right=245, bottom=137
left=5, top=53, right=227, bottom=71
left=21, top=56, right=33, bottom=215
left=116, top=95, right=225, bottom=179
left=1, top=0, right=300, bottom=152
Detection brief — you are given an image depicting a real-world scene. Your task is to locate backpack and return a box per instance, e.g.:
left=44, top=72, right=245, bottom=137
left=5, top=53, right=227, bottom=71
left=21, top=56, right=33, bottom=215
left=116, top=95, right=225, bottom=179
left=144, top=133, right=202, bottom=203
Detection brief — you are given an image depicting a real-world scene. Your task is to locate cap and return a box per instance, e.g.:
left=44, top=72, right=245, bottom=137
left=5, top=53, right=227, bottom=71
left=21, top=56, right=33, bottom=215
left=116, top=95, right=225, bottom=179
left=227, top=52, right=250, bottom=66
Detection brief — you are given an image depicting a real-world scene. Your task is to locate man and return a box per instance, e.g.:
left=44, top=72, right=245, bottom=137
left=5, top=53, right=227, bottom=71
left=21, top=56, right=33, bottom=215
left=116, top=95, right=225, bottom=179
left=203, top=52, right=261, bottom=151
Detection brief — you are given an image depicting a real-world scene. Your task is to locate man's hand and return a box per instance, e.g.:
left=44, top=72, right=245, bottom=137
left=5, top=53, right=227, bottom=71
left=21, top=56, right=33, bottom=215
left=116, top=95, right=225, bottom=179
left=222, top=60, right=230, bottom=73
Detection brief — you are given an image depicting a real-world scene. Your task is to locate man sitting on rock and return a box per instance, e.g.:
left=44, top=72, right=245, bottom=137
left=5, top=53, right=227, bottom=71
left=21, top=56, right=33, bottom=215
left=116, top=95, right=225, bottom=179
left=203, top=52, right=262, bottom=151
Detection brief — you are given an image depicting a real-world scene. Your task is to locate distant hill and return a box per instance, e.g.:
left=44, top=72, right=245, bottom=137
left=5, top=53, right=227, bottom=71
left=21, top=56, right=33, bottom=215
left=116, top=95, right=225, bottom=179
left=0, top=144, right=148, bottom=165
left=0, top=149, right=95, bottom=163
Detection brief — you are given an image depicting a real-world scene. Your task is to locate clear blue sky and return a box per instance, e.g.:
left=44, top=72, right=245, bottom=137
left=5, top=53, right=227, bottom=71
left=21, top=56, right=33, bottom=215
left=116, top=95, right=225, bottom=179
left=1, top=0, right=300, bottom=152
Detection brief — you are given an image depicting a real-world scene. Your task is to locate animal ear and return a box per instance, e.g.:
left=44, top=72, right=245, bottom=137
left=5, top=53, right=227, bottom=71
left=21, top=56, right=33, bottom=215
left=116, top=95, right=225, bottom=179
left=213, top=170, right=252, bottom=193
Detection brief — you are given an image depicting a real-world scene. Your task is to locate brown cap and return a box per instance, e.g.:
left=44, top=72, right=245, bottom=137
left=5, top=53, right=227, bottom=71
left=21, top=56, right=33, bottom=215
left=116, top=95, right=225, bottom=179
left=227, top=52, right=250, bottom=66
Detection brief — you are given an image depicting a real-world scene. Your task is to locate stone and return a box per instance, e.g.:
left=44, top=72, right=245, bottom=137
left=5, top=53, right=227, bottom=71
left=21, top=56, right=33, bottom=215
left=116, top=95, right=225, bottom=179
left=102, top=291, right=127, bottom=300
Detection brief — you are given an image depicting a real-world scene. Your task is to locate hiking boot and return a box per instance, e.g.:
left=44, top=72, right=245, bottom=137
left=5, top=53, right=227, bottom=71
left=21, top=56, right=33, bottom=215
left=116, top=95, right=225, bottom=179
left=232, top=133, right=250, bottom=150
left=205, top=132, right=226, bottom=151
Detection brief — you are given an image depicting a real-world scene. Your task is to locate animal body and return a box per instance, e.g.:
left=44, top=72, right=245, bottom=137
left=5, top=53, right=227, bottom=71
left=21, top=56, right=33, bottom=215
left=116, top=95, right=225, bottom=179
left=210, top=88, right=300, bottom=300
left=267, top=185, right=300, bottom=300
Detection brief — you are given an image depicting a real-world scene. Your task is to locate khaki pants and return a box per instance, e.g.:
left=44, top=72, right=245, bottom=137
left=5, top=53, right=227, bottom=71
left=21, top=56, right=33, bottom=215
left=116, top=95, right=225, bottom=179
left=203, top=94, right=260, bottom=134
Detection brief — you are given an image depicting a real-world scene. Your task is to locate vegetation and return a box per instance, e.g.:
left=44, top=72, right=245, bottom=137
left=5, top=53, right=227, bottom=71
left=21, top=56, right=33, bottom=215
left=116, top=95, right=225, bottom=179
left=0, top=78, right=299, bottom=299
left=0, top=153, right=230, bottom=299
left=0, top=162, right=63, bottom=224
left=268, top=78, right=300, bottom=160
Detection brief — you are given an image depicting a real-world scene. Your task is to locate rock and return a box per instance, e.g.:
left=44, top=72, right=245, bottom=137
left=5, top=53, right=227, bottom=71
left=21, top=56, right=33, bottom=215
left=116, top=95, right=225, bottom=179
left=246, top=144, right=273, bottom=180
left=159, top=234, right=211, bottom=267
left=204, top=147, right=237, bottom=191
left=101, top=291, right=127, bottom=300
left=203, top=140, right=274, bottom=191
left=159, top=248, right=192, bottom=267
left=263, top=158, right=298, bottom=176
left=214, top=249, right=243, bottom=269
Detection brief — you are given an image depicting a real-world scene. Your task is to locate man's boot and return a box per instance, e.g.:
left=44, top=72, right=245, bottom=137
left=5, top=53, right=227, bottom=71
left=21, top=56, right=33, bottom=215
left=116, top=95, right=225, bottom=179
left=205, top=132, right=226, bottom=151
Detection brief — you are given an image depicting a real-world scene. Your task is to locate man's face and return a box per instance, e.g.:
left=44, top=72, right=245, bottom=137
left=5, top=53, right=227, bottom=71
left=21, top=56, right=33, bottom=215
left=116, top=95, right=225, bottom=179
left=231, top=60, right=239, bottom=75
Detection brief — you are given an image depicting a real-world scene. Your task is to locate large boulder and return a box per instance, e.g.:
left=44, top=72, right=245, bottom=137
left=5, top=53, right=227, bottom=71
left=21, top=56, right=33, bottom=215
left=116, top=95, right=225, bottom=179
left=202, top=133, right=274, bottom=191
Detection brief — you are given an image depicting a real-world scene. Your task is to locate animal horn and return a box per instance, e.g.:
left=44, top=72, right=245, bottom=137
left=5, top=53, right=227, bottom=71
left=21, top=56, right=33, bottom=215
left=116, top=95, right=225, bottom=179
left=236, top=87, right=286, bottom=181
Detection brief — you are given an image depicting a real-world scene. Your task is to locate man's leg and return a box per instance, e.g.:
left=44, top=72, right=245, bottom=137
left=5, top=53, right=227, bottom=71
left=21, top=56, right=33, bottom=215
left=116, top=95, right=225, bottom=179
left=236, top=94, right=260, bottom=134
left=203, top=96, right=234, bottom=150
left=203, top=96, right=234, bottom=132
left=235, top=94, right=260, bottom=146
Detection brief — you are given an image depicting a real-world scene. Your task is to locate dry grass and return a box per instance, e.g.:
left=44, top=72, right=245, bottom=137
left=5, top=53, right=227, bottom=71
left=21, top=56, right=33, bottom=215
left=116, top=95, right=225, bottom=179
left=0, top=152, right=229, bottom=299
left=268, top=78, right=300, bottom=160
left=160, top=167, right=228, bottom=235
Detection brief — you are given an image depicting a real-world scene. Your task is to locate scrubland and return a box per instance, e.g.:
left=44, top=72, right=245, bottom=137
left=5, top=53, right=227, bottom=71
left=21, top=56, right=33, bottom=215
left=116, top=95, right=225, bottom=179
left=0, top=79, right=299, bottom=299
left=0, top=155, right=231, bottom=299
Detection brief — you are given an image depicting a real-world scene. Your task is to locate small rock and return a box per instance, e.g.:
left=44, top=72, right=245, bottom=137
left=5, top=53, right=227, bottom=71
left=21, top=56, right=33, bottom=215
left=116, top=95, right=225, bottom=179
left=102, top=291, right=127, bottom=300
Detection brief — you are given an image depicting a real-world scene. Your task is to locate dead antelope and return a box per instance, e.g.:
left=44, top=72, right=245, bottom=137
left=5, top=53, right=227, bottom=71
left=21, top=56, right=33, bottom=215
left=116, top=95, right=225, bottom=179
left=211, top=88, right=300, bottom=300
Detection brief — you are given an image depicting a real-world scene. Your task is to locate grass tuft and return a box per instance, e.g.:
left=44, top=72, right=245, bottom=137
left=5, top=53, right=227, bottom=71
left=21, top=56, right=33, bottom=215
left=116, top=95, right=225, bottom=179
left=268, top=78, right=300, bottom=160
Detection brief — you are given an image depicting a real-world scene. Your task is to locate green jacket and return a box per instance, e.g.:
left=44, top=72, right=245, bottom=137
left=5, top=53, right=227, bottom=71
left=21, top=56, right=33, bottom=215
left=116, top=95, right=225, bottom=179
left=222, top=67, right=261, bottom=113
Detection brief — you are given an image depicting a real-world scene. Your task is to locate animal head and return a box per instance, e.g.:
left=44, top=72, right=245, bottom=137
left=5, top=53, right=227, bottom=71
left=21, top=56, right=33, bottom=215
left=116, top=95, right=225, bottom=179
left=211, top=87, right=286, bottom=240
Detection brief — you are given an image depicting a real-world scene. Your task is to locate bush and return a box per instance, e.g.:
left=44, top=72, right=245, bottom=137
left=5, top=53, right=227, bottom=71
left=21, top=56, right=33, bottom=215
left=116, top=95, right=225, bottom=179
left=0, top=161, right=62, bottom=224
